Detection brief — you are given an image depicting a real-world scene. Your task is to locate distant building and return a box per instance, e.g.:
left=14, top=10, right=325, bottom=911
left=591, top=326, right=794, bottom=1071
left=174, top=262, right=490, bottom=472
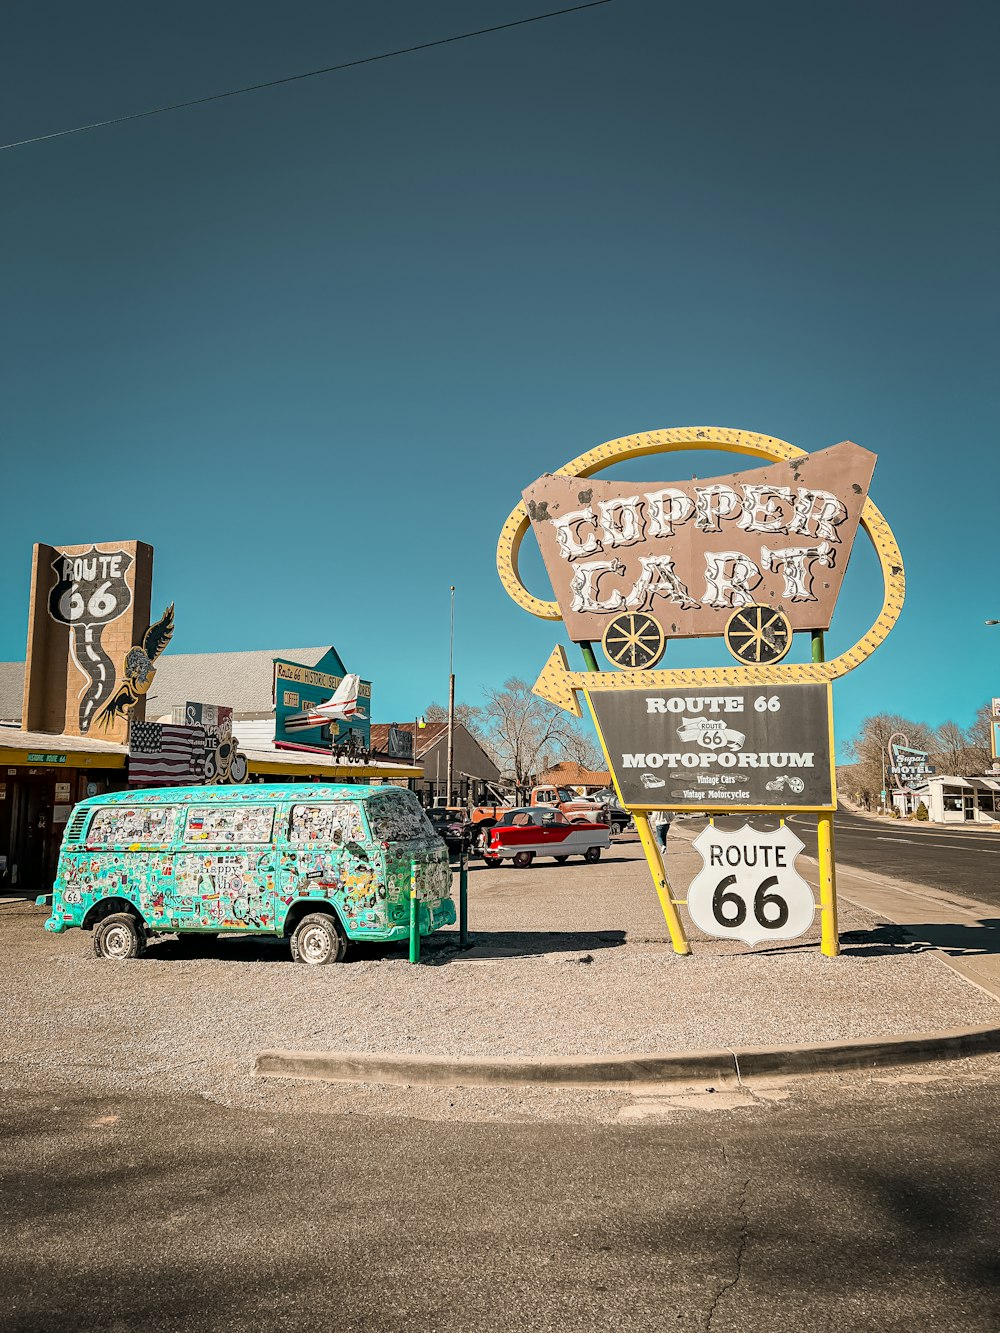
left=537, top=760, right=611, bottom=795
left=370, top=722, right=500, bottom=806
left=906, top=773, right=1000, bottom=824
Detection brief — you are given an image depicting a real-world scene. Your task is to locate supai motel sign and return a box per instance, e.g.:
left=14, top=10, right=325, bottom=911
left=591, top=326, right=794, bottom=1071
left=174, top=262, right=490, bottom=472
left=497, top=427, right=905, bottom=950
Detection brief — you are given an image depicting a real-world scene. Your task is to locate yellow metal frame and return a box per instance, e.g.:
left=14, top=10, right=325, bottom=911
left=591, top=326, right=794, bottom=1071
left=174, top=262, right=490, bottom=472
left=496, top=426, right=904, bottom=709
left=497, top=427, right=875, bottom=959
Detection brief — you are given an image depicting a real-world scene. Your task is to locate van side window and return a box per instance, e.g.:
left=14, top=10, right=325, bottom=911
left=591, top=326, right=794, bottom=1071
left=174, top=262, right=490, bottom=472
left=88, top=805, right=178, bottom=847
left=184, top=805, right=275, bottom=845
left=290, top=802, right=365, bottom=844
left=365, top=791, right=433, bottom=841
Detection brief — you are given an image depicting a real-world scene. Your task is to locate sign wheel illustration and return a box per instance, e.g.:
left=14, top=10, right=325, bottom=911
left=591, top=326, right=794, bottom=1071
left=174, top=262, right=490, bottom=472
left=601, top=612, right=665, bottom=669
left=496, top=427, right=904, bottom=958
left=725, top=604, right=792, bottom=666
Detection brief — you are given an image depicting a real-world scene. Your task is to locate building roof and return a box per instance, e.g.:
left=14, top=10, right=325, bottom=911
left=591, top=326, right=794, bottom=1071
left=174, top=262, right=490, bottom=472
left=369, top=721, right=448, bottom=760
left=372, top=721, right=501, bottom=781
left=146, top=647, right=335, bottom=718
left=539, top=760, right=611, bottom=787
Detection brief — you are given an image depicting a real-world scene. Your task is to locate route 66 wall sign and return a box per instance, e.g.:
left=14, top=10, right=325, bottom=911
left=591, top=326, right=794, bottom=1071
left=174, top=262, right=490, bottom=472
left=687, top=823, right=814, bottom=945
left=23, top=540, right=154, bottom=743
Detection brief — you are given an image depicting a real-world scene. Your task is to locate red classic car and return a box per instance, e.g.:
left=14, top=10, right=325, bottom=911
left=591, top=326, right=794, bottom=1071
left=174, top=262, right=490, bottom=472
left=480, top=807, right=611, bottom=868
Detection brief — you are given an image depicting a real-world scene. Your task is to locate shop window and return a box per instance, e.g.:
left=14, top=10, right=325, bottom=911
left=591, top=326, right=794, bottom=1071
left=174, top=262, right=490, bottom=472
left=183, top=805, right=274, bottom=845
left=942, top=794, right=963, bottom=813
left=88, top=806, right=178, bottom=847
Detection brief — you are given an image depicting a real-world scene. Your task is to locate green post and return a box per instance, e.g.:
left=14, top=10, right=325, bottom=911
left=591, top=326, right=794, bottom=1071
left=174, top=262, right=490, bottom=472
left=408, top=860, right=420, bottom=964
left=812, top=629, right=825, bottom=663
left=459, top=844, right=469, bottom=947
left=579, top=640, right=600, bottom=673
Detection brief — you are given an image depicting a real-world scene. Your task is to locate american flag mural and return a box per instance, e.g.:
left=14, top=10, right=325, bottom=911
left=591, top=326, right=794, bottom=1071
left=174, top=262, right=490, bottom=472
left=128, top=720, right=206, bottom=785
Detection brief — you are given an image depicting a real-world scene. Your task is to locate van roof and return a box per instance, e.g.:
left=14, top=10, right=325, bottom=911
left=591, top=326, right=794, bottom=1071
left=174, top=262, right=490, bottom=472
left=76, top=783, right=406, bottom=807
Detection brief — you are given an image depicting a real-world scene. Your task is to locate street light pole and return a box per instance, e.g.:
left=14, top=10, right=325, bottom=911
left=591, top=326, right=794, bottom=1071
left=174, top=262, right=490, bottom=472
left=446, top=585, right=456, bottom=807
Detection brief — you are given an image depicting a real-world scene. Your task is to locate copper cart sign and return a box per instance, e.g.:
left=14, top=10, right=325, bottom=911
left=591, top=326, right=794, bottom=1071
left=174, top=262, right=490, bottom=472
left=497, top=426, right=905, bottom=960
left=523, top=441, right=875, bottom=644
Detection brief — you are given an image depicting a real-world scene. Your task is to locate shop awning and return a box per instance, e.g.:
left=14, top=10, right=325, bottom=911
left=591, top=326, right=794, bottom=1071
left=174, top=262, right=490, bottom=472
left=0, top=727, right=127, bottom=769
left=243, top=747, right=421, bottom=782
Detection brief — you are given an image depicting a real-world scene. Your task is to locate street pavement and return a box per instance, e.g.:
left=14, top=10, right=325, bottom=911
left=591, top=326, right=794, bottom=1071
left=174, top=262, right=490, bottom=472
left=4, top=821, right=1000, bottom=1330
left=725, top=808, right=1000, bottom=908
left=2, top=1073, right=999, bottom=1332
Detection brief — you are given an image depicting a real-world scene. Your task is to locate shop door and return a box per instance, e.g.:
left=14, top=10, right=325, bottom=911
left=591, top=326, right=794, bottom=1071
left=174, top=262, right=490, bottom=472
left=963, top=795, right=976, bottom=821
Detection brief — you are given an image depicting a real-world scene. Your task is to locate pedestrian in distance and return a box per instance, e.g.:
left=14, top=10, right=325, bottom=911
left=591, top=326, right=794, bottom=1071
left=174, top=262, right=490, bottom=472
left=650, top=809, right=672, bottom=848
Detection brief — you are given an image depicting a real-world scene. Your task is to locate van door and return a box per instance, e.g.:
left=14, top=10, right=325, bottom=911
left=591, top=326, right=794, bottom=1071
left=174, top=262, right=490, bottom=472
left=280, top=800, right=379, bottom=933
left=174, top=803, right=278, bottom=932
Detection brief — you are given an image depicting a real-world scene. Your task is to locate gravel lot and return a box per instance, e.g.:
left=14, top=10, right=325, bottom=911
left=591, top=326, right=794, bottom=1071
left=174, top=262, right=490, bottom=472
left=1, top=836, right=996, bottom=1119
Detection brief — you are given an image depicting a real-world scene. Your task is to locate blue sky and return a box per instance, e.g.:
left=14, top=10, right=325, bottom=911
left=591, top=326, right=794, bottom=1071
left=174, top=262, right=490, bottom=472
left=2, top=1, right=997, bottom=756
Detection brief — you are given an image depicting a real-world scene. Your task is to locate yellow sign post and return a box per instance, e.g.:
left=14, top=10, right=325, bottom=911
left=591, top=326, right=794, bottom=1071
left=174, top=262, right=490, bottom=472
left=497, top=427, right=904, bottom=957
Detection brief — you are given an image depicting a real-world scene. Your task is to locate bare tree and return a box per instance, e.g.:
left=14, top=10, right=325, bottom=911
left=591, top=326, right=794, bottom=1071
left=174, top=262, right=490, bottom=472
left=423, top=700, right=486, bottom=739
left=966, top=702, right=996, bottom=773
left=932, top=720, right=974, bottom=777
left=478, top=677, right=585, bottom=788
left=844, top=713, right=934, bottom=809
left=562, top=730, right=607, bottom=772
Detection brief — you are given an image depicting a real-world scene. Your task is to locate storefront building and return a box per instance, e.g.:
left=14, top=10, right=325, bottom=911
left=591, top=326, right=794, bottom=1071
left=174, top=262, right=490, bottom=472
left=1, top=540, right=420, bottom=894
left=908, top=774, right=1000, bottom=825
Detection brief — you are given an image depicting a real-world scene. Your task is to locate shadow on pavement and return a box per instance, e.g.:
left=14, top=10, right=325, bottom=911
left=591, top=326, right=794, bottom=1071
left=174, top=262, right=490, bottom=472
left=145, top=929, right=628, bottom=966
left=840, top=919, right=1000, bottom=958
left=430, top=928, right=627, bottom=960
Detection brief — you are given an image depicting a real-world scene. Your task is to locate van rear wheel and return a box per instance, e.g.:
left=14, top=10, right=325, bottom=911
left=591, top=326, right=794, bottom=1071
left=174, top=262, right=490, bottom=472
left=291, top=912, right=347, bottom=965
left=93, top=912, right=146, bottom=961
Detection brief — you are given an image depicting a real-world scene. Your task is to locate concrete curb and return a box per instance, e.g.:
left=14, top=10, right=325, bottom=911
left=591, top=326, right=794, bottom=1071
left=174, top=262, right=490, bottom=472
left=255, top=1023, right=1000, bottom=1089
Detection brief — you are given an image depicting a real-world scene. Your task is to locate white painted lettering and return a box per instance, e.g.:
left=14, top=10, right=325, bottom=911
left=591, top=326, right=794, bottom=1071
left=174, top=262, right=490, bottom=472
left=550, top=508, right=600, bottom=560
left=702, top=551, right=762, bottom=609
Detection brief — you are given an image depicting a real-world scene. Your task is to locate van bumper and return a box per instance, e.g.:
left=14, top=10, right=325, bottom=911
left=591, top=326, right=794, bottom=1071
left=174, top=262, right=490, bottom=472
left=43, top=914, right=67, bottom=934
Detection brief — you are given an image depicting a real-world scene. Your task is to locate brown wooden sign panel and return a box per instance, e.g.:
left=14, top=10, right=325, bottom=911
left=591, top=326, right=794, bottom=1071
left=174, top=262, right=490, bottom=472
left=522, top=441, right=875, bottom=644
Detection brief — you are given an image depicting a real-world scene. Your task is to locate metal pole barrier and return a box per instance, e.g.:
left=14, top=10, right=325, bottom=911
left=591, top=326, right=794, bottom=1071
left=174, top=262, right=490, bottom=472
left=459, top=843, right=469, bottom=947
left=812, top=630, right=840, bottom=957
left=634, top=810, right=691, bottom=956
left=409, top=860, right=420, bottom=964
left=817, top=812, right=840, bottom=957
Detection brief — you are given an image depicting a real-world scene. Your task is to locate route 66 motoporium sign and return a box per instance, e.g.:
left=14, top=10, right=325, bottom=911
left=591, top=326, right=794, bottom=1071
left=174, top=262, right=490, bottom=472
left=687, top=823, right=814, bottom=945
left=587, top=681, right=835, bottom=812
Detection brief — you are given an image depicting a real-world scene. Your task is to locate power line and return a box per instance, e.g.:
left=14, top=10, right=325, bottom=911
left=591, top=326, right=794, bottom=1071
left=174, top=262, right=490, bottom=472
left=1, top=1, right=614, bottom=153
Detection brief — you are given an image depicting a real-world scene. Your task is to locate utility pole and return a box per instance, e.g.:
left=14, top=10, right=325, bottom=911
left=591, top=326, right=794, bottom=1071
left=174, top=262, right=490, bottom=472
left=446, top=585, right=456, bottom=806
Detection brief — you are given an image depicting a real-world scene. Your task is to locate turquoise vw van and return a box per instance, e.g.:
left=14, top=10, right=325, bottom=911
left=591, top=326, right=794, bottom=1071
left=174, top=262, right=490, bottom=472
left=43, top=784, right=455, bottom=964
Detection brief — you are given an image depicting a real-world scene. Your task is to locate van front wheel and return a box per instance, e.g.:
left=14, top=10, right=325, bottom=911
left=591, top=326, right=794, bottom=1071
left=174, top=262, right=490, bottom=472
left=93, top=912, right=146, bottom=961
left=291, top=913, right=347, bottom=965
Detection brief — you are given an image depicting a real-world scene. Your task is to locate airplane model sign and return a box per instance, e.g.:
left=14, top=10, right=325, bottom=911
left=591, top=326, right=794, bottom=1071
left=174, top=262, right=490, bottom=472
left=284, top=673, right=368, bottom=733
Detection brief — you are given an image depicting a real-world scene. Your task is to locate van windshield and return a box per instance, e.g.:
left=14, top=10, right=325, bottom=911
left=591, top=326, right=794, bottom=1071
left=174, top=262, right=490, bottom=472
left=366, top=791, right=435, bottom=841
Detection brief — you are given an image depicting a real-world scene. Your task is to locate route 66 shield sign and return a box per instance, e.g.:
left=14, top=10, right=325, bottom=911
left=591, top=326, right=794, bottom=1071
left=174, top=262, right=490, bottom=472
left=687, top=823, right=815, bottom=945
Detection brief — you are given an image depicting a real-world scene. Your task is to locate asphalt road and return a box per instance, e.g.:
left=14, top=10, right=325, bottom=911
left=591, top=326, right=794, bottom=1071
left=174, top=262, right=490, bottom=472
left=685, top=808, right=1000, bottom=909
left=2, top=1074, right=999, bottom=1332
